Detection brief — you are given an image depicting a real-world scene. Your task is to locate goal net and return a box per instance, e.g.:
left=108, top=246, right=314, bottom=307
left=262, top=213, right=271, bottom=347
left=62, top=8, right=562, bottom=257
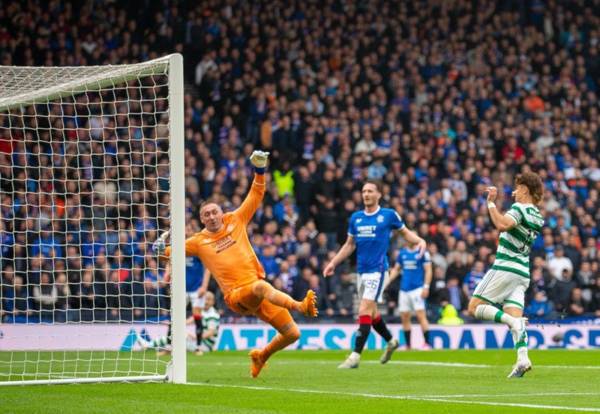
left=0, top=54, right=187, bottom=385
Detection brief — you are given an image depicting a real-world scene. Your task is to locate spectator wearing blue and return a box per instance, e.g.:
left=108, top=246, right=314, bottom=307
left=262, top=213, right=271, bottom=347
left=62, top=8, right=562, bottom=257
left=462, top=260, right=486, bottom=298
left=525, top=291, right=554, bottom=318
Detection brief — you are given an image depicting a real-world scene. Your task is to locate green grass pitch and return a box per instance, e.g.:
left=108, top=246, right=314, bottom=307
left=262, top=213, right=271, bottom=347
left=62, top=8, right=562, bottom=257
left=1, top=349, right=600, bottom=413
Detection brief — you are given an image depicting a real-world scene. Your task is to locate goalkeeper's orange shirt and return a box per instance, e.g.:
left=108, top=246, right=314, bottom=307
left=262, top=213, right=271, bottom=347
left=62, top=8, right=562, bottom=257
left=164, top=173, right=266, bottom=296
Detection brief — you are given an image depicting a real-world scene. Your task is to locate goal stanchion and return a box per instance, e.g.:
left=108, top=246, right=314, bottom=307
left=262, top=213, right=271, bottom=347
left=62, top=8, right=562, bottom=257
left=0, top=54, right=186, bottom=385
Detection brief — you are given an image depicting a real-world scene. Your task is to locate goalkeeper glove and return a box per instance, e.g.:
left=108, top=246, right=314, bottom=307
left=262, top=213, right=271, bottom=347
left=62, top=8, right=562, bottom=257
left=152, top=230, right=170, bottom=255
left=249, top=150, right=270, bottom=170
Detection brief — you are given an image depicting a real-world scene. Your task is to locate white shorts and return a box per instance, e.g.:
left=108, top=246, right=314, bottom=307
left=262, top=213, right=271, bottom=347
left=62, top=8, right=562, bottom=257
left=472, top=268, right=529, bottom=309
left=357, top=271, right=389, bottom=303
left=186, top=291, right=205, bottom=309
left=399, top=288, right=425, bottom=313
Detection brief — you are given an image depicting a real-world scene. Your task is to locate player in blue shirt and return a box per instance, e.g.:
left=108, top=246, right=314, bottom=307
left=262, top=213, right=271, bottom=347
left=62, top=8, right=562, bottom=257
left=323, top=181, right=426, bottom=369
left=161, top=224, right=211, bottom=355
left=388, top=243, right=433, bottom=350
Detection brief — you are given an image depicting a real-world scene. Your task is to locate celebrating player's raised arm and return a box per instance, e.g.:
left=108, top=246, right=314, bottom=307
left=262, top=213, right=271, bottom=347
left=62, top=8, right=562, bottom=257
left=323, top=235, right=356, bottom=277
left=486, top=186, right=518, bottom=232
left=233, top=150, right=269, bottom=224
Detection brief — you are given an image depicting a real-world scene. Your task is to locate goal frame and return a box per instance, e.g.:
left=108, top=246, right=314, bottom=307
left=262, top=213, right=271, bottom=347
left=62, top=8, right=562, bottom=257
left=0, top=53, right=187, bottom=385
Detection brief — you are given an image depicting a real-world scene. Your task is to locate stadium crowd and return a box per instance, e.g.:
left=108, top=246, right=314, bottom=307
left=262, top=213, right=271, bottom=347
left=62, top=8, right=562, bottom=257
left=1, top=0, right=600, bottom=324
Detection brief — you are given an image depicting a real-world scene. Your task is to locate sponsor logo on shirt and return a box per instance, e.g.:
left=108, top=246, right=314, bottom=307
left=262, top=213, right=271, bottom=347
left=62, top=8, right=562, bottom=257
left=213, top=235, right=236, bottom=253
left=357, top=225, right=377, bottom=237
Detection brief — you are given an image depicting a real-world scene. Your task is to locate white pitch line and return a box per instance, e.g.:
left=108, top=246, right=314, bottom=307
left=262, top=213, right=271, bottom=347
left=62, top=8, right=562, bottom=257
left=189, top=359, right=600, bottom=370
left=368, top=361, right=600, bottom=370
left=186, top=382, right=600, bottom=412
left=415, top=392, right=600, bottom=399
left=186, top=381, right=600, bottom=399
left=417, top=397, right=600, bottom=413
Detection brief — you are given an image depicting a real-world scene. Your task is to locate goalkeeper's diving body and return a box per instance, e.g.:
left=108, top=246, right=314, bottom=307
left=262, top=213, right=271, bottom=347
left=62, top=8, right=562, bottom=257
left=153, top=150, right=318, bottom=378
left=467, top=172, right=544, bottom=378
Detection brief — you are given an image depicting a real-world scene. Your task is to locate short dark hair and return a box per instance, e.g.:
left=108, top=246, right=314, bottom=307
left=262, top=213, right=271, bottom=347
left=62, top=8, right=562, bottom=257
left=515, top=172, right=544, bottom=205
left=363, top=180, right=382, bottom=192
left=199, top=197, right=221, bottom=211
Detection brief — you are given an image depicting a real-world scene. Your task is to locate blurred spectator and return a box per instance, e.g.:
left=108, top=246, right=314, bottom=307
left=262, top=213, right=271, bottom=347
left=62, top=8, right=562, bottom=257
left=260, top=245, right=280, bottom=280
left=10, top=276, right=32, bottom=323
left=462, top=261, right=486, bottom=298
left=443, top=277, right=468, bottom=316
left=591, top=278, right=600, bottom=317
left=32, top=272, right=58, bottom=321
left=567, top=287, right=590, bottom=316
left=550, top=269, right=578, bottom=314
left=428, top=244, right=448, bottom=279
left=437, top=304, right=464, bottom=326
left=333, top=273, right=356, bottom=318
left=525, top=291, right=554, bottom=318
left=547, top=246, right=574, bottom=281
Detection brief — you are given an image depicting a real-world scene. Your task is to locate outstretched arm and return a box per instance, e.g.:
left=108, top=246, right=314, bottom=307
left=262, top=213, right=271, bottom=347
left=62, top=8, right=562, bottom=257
left=234, top=150, right=269, bottom=224
left=323, top=236, right=356, bottom=277
left=486, top=186, right=518, bottom=232
left=153, top=230, right=199, bottom=258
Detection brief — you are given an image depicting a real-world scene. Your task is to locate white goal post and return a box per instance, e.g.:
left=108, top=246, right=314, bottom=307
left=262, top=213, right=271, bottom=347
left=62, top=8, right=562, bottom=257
left=0, top=54, right=186, bottom=385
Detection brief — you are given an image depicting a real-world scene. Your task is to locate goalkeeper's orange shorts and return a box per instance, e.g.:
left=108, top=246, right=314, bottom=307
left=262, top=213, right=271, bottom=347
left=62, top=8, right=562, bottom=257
left=225, top=281, right=293, bottom=330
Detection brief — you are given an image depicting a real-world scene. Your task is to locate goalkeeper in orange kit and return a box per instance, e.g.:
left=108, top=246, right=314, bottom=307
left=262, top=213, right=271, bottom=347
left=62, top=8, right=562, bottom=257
left=153, top=150, right=317, bottom=378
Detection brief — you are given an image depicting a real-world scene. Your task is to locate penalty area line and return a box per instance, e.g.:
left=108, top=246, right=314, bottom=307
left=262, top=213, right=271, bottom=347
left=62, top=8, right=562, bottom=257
left=186, top=382, right=600, bottom=412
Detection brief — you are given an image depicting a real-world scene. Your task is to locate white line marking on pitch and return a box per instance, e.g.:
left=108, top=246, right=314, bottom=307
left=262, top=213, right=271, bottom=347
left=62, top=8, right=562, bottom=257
left=367, top=361, right=600, bottom=370
left=186, top=382, right=600, bottom=412
left=189, top=359, right=600, bottom=370
left=418, top=392, right=600, bottom=398
left=416, top=397, right=600, bottom=412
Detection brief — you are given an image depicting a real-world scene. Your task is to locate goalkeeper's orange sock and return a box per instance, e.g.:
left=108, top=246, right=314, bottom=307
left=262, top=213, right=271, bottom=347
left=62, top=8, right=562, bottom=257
left=251, top=327, right=300, bottom=378
left=261, top=328, right=301, bottom=361
left=261, top=312, right=300, bottom=362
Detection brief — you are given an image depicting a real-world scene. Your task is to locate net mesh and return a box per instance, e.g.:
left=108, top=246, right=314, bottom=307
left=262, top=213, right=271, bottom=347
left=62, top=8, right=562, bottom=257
left=0, top=59, right=173, bottom=382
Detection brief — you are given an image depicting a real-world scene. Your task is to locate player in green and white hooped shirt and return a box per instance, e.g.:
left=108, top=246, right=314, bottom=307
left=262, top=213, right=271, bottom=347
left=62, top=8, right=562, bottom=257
left=196, top=291, right=220, bottom=353
left=136, top=291, right=220, bottom=354
left=467, top=172, right=544, bottom=378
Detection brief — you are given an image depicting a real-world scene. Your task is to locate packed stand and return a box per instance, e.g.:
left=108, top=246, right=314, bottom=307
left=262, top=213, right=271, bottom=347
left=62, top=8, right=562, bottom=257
left=1, top=0, right=600, bottom=324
